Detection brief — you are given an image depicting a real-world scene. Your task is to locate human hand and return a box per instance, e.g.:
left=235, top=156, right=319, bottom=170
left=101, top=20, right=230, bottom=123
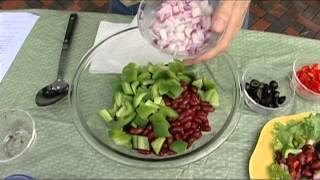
left=184, top=0, right=251, bottom=64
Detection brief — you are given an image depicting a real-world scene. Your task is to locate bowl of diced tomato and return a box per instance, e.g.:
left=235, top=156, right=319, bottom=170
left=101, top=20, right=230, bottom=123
left=291, top=59, right=320, bottom=102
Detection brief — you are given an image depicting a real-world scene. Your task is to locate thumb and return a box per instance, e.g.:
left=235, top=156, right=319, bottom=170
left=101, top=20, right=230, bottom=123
left=212, top=1, right=235, bottom=33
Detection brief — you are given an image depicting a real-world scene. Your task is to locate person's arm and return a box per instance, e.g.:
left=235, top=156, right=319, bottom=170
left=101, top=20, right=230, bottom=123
left=184, top=0, right=251, bottom=64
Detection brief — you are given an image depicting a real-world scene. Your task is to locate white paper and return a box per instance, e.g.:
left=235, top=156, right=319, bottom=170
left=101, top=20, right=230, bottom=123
left=89, top=16, right=172, bottom=74
left=0, top=12, right=39, bottom=82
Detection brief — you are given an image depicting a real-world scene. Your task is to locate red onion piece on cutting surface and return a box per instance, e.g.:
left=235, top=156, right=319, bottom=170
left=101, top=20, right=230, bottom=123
left=150, top=0, right=214, bottom=57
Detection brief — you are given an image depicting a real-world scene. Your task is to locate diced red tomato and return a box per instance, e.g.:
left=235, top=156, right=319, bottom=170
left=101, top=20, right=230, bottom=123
left=312, top=63, right=320, bottom=71
left=297, top=63, right=320, bottom=94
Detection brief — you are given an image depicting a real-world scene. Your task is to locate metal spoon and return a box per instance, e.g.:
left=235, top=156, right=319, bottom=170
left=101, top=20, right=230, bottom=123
left=35, top=13, right=77, bottom=106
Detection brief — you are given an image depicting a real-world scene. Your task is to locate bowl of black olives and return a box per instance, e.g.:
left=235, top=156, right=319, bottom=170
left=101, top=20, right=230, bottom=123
left=241, top=65, right=294, bottom=115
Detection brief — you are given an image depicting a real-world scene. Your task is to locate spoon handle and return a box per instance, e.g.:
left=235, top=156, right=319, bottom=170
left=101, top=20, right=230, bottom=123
left=57, top=13, right=78, bottom=80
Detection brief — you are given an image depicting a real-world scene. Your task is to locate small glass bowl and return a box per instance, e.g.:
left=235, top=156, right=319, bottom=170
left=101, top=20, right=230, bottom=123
left=291, top=58, right=320, bottom=102
left=0, top=109, right=36, bottom=164
left=242, top=65, right=295, bottom=115
left=137, top=0, right=222, bottom=59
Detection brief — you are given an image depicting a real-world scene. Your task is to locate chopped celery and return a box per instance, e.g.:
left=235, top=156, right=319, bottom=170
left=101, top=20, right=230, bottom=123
left=99, top=109, right=113, bottom=123
left=136, top=103, right=158, bottom=120
left=121, top=81, right=134, bottom=95
left=151, top=137, right=166, bottom=155
left=112, top=112, right=136, bottom=129
left=132, top=135, right=150, bottom=150
left=133, top=92, right=147, bottom=108
left=192, top=79, right=203, bottom=89
left=169, top=140, right=188, bottom=154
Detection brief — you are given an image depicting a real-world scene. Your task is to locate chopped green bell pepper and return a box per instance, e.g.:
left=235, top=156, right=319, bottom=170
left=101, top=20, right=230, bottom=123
left=136, top=103, right=158, bottom=120
left=159, top=106, right=179, bottom=119
left=168, top=59, right=184, bottom=73
left=138, top=72, right=151, bottom=81
left=202, top=77, right=216, bottom=90
left=150, top=112, right=171, bottom=137
left=110, top=129, right=132, bottom=146
left=192, top=79, right=203, bottom=89
left=151, top=137, right=166, bottom=155
left=116, top=101, right=134, bottom=118
left=131, top=81, right=140, bottom=95
left=169, top=140, right=188, bottom=154
left=122, top=63, right=139, bottom=82
left=112, top=112, right=136, bottom=129
left=133, top=92, right=147, bottom=108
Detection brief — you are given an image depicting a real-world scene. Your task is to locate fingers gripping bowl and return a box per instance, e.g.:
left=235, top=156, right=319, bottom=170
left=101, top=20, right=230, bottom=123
left=69, top=27, right=241, bottom=168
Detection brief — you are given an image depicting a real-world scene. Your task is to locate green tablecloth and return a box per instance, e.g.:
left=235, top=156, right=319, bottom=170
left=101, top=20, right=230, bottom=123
left=0, top=10, right=319, bottom=179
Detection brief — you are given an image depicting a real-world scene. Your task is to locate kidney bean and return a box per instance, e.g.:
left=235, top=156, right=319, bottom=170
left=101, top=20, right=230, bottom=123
left=182, top=91, right=189, bottom=97
left=180, top=99, right=189, bottom=105
left=166, top=137, right=174, bottom=145
left=184, top=121, right=192, bottom=129
left=187, top=137, right=196, bottom=147
left=176, top=108, right=183, bottom=114
left=301, top=169, right=312, bottom=178
left=201, top=105, right=215, bottom=113
left=189, top=99, right=198, bottom=106
left=147, top=131, right=156, bottom=141
left=142, top=124, right=152, bottom=136
left=178, top=104, right=187, bottom=109
left=202, top=125, right=212, bottom=132
left=304, top=150, right=314, bottom=163
left=181, top=116, right=193, bottom=124
left=129, top=128, right=144, bottom=135
left=191, top=123, right=198, bottom=129
left=200, top=101, right=210, bottom=106
left=171, top=127, right=184, bottom=134
left=303, top=144, right=314, bottom=152
left=193, top=131, right=202, bottom=139
left=197, top=111, right=207, bottom=117
left=137, top=150, right=151, bottom=155
left=167, top=150, right=177, bottom=155
left=171, top=102, right=178, bottom=109
left=175, top=97, right=183, bottom=104
left=172, top=121, right=181, bottom=127
left=194, top=118, right=202, bottom=124
left=191, top=87, right=198, bottom=93
left=311, top=161, right=320, bottom=170
left=317, top=151, right=320, bottom=160
left=162, top=143, right=168, bottom=149
left=297, top=153, right=306, bottom=166
left=174, top=134, right=182, bottom=140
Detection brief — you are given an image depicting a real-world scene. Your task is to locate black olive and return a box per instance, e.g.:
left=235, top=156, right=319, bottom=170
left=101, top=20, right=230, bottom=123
left=269, top=80, right=278, bottom=90
left=245, top=82, right=250, bottom=91
left=250, top=79, right=260, bottom=88
left=273, top=91, right=280, bottom=98
left=262, top=87, right=272, bottom=97
left=278, top=96, right=286, bottom=104
left=315, top=142, right=320, bottom=151
left=256, top=88, right=263, bottom=100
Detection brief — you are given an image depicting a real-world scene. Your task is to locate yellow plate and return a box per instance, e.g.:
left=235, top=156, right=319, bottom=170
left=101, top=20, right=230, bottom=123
left=249, top=112, right=313, bottom=179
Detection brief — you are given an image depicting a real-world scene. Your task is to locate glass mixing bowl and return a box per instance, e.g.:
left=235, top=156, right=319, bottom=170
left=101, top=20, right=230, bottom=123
left=70, top=27, right=241, bottom=168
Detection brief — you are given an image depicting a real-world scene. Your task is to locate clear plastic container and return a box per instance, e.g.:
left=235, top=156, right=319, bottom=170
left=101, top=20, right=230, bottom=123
left=242, top=64, right=295, bottom=115
left=137, top=0, right=222, bottom=59
left=291, top=58, right=320, bottom=102
left=0, top=109, right=36, bottom=164
left=70, top=27, right=241, bottom=168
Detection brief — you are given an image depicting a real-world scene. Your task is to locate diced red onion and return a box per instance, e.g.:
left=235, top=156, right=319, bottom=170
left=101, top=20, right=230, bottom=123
left=150, top=0, right=214, bottom=57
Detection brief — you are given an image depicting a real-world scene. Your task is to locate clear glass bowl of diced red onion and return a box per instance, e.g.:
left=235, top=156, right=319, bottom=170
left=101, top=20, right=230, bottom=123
left=137, top=0, right=221, bottom=59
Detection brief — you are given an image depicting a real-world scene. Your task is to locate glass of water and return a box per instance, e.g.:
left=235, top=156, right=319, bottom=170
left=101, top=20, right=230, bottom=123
left=0, top=109, right=36, bottom=164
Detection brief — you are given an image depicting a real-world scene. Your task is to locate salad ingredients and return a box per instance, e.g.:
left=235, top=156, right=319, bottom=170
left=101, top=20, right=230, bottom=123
left=269, top=114, right=320, bottom=179
left=99, top=60, right=219, bottom=156
left=150, top=0, right=214, bottom=57
left=296, top=63, right=320, bottom=93
left=245, top=79, right=286, bottom=108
